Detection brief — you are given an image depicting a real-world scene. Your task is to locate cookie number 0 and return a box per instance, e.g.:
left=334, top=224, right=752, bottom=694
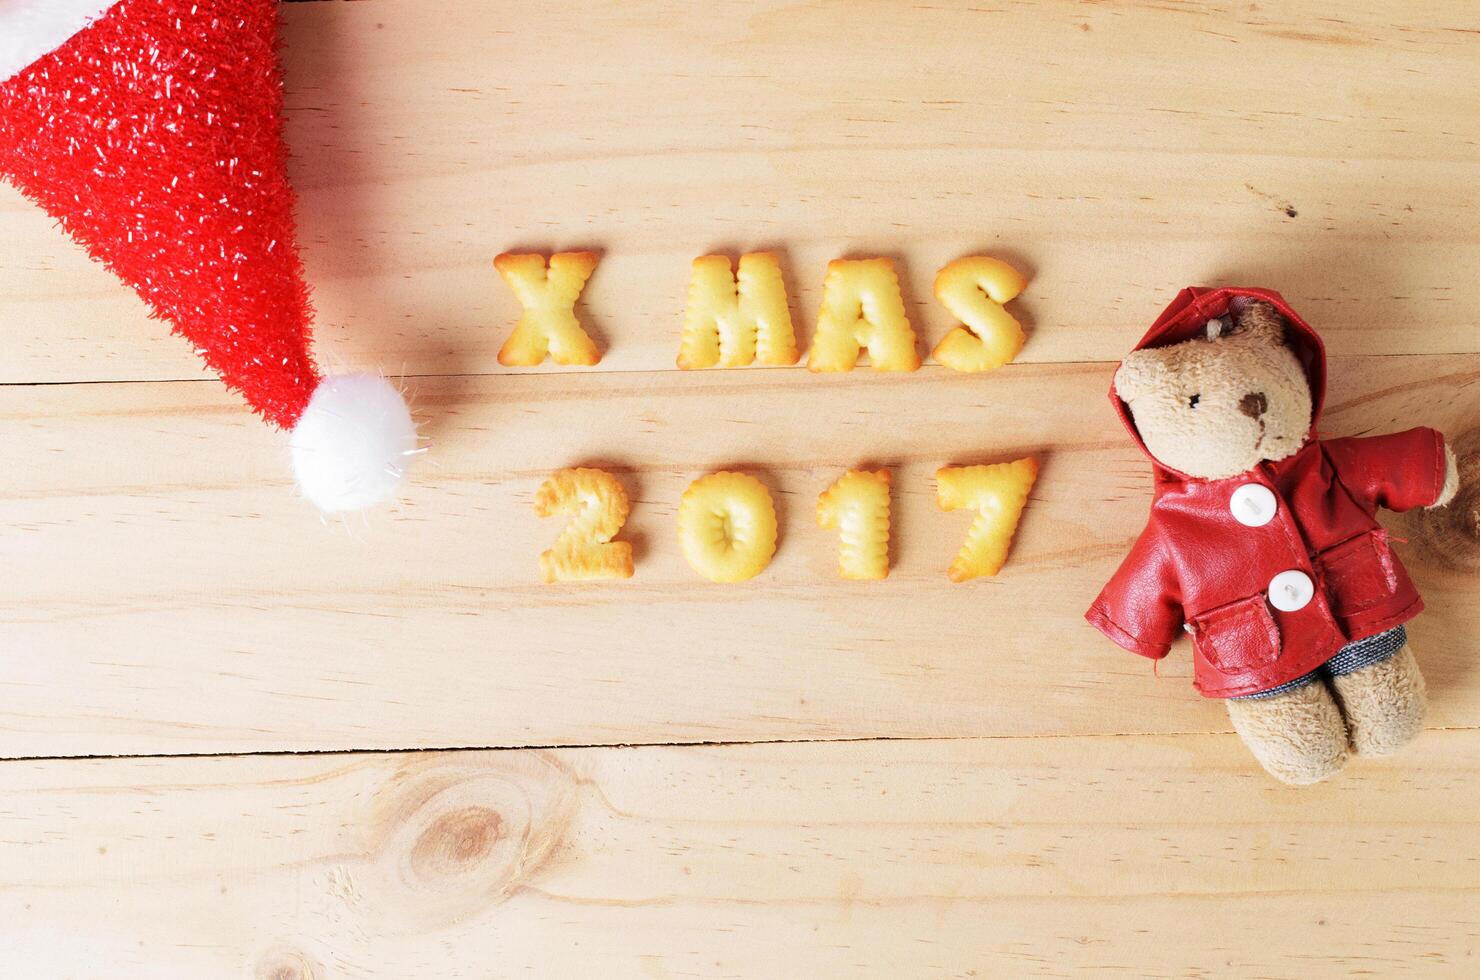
left=677, top=472, right=778, bottom=583
left=534, top=468, right=635, bottom=583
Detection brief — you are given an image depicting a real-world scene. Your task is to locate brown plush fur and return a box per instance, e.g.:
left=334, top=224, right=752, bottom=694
left=1330, top=645, right=1427, bottom=757
left=1226, top=682, right=1349, bottom=785
left=1114, top=302, right=1312, bottom=479
left=1119, top=300, right=1452, bottom=785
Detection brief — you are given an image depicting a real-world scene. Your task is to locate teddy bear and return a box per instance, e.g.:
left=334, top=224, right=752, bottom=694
left=1086, top=286, right=1460, bottom=785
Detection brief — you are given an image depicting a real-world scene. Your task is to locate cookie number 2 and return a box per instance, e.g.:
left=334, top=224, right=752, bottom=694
left=534, top=468, right=635, bottom=583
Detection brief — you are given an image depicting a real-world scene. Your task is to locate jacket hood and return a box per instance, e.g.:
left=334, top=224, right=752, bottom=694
left=1112, top=286, right=1327, bottom=483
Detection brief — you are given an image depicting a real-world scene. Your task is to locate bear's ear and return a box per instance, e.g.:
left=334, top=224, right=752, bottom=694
left=1114, top=349, right=1172, bottom=403
left=1230, top=300, right=1286, bottom=347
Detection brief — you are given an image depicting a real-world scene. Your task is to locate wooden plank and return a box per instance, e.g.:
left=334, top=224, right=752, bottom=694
left=4, top=352, right=1477, bottom=757
left=2, top=733, right=1478, bottom=977
left=3, top=0, right=1480, bottom=386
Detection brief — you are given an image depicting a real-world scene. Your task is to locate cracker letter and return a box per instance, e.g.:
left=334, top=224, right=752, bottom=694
left=936, top=457, right=1038, bottom=581
left=678, top=472, right=778, bottom=583
left=817, top=468, right=892, bottom=580
left=931, top=256, right=1027, bottom=373
left=807, top=258, right=920, bottom=373
left=534, top=468, right=634, bottom=582
left=494, top=251, right=601, bottom=366
left=678, top=253, right=799, bottom=369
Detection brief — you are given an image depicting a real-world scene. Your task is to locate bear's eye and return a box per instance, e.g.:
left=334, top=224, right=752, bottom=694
left=1188, top=394, right=1200, bottom=408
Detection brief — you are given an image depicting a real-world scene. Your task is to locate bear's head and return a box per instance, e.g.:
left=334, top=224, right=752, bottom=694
left=1114, top=300, right=1313, bottom=480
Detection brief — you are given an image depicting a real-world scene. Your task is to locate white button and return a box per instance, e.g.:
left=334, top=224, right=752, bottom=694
left=1268, top=570, right=1314, bottom=612
left=1230, top=484, right=1278, bottom=527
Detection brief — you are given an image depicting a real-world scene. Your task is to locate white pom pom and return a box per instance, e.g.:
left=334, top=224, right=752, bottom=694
left=290, top=374, right=418, bottom=513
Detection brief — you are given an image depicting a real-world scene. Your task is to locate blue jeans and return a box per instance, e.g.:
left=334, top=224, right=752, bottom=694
left=1231, top=625, right=1408, bottom=700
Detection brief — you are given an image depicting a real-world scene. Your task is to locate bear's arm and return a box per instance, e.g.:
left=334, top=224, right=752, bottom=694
left=1085, top=526, right=1183, bottom=660
left=1323, top=427, right=1448, bottom=513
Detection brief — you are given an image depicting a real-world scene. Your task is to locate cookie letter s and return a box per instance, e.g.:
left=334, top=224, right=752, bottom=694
left=931, top=256, right=1028, bottom=373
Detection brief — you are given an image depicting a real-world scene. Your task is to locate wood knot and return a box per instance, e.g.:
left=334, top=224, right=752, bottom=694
left=1398, top=429, right=1480, bottom=572
left=255, top=950, right=318, bottom=980
left=410, top=805, right=503, bottom=879
left=344, top=753, right=580, bottom=933
left=1456, top=484, right=1480, bottom=542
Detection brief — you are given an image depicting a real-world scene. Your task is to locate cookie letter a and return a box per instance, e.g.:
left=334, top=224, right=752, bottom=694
left=807, top=258, right=920, bottom=373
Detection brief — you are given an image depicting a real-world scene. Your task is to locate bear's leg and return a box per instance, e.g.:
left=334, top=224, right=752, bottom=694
left=1226, top=680, right=1349, bottom=785
left=1329, top=644, right=1427, bottom=757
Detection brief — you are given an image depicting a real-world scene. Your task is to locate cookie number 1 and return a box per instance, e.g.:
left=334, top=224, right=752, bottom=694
left=534, top=468, right=635, bottom=583
left=817, top=468, right=892, bottom=580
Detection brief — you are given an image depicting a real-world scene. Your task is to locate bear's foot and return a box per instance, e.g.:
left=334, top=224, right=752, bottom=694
left=1226, top=680, right=1349, bottom=785
left=1330, top=645, right=1427, bottom=757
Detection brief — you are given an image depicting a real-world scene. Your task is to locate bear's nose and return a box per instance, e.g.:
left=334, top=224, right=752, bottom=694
left=1240, top=392, right=1268, bottom=419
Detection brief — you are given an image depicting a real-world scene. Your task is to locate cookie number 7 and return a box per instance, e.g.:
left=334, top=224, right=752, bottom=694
left=936, top=457, right=1040, bottom=582
left=534, top=468, right=635, bottom=583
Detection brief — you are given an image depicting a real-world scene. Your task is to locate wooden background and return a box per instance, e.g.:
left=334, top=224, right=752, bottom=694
left=2, top=0, right=1478, bottom=976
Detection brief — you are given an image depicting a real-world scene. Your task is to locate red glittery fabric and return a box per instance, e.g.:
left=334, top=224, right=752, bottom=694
left=0, top=0, right=321, bottom=428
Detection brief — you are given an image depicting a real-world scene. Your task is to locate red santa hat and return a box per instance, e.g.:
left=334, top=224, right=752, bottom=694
left=0, top=0, right=418, bottom=512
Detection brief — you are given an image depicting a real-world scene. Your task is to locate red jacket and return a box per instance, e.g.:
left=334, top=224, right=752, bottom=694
left=1086, top=287, right=1448, bottom=698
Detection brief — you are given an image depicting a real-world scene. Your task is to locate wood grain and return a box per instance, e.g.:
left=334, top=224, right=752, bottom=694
left=4, top=353, right=1477, bottom=758
left=1, top=0, right=1479, bottom=387
left=2, top=734, right=1478, bottom=978
left=5, top=3, right=1480, bottom=973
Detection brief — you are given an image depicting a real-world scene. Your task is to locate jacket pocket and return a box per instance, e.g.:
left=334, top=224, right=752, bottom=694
left=1316, top=529, right=1399, bottom=616
left=1189, top=594, right=1282, bottom=674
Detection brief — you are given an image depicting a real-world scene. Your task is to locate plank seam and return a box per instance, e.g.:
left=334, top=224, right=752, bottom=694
left=0, top=350, right=1467, bottom=390
left=4, top=723, right=1477, bottom=764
